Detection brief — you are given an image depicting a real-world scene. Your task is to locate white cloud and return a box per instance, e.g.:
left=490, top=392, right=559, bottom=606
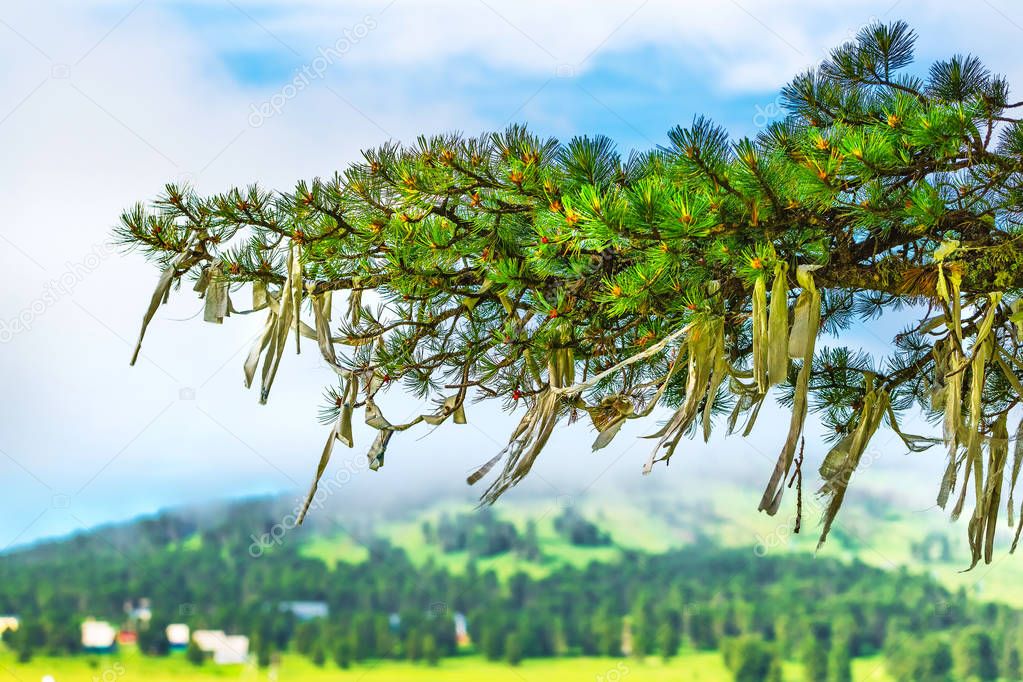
left=177, top=0, right=1023, bottom=91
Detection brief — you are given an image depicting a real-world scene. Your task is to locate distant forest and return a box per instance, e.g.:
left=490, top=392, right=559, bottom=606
left=0, top=499, right=1017, bottom=682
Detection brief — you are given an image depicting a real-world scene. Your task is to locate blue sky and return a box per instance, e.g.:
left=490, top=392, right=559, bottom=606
left=1, top=0, right=1022, bottom=549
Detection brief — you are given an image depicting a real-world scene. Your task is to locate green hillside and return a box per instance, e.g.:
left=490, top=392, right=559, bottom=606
left=2, top=488, right=1021, bottom=681
left=296, top=481, right=1023, bottom=607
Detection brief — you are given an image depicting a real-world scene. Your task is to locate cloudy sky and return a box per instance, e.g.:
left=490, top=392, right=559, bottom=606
left=1, top=0, right=1021, bottom=548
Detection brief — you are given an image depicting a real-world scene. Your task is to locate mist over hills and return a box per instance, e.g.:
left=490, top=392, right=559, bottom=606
left=5, top=443, right=1014, bottom=611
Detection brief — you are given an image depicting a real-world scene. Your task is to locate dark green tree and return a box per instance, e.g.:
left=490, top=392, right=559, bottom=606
left=657, top=621, right=680, bottom=661
left=333, top=633, right=353, bottom=669
left=629, top=610, right=649, bottom=659
left=1002, top=640, right=1021, bottom=681
left=827, top=633, right=853, bottom=682
left=9, top=624, right=35, bottom=664
left=254, top=634, right=273, bottom=669
left=773, top=613, right=801, bottom=658
left=294, top=620, right=321, bottom=657
left=597, top=616, right=622, bottom=657
left=311, top=641, right=326, bottom=667
left=185, top=639, right=205, bottom=666
left=888, top=636, right=954, bottom=682
left=801, top=636, right=828, bottom=681
left=518, top=520, right=541, bottom=560
left=953, top=627, right=997, bottom=681
left=687, top=608, right=718, bottom=650
left=723, top=635, right=782, bottom=682
left=481, top=626, right=503, bottom=661
left=374, top=616, right=394, bottom=659
left=136, top=621, right=170, bottom=656
left=505, top=632, right=523, bottom=666
left=351, top=614, right=373, bottom=661
left=422, top=633, right=439, bottom=667
left=405, top=628, right=421, bottom=661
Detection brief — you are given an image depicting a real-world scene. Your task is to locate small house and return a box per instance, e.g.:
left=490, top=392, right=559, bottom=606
left=192, top=629, right=227, bottom=653
left=165, top=623, right=190, bottom=650
left=193, top=629, right=249, bottom=665
left=0, top=616, right=18, bottom=636
left=214, top=636, right=249, bottom=665
left=81, top=619, right=117, bottom=653
left=279, top=601, right=329, bottom=621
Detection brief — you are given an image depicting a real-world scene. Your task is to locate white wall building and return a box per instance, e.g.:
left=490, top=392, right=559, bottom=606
left=165, top=623, right=190, bottom=648
left=192, top=629, right=226, bottom=652
left=214, top=636, right=249, bottom=665
left=192, top=629, right=249, bottom=664
left=0, top=616, right=18, bottom=635
left=81, top=619, right=117, bottom=651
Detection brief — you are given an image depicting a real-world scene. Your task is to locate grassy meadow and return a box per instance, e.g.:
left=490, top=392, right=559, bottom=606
left=0, top=648, right=891, bottom=681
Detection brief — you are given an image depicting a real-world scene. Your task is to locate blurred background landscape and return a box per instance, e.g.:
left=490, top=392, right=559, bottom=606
left=4, top=462, right=1023, bottom=680
left=4, top=0, right=1023, bottom=680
